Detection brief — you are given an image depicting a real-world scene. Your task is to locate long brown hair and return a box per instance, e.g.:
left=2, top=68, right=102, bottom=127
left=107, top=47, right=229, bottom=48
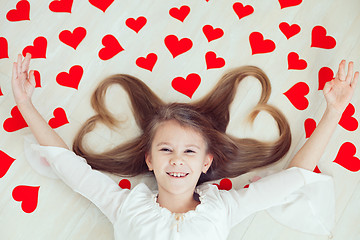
left=72, top=66, right=291, bottom=185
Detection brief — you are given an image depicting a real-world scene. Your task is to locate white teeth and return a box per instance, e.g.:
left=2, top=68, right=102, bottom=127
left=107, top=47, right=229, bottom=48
left=168, top=172, right=187, bottom=177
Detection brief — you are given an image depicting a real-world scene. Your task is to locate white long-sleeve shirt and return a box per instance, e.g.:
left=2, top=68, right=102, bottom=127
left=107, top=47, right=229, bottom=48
left=25, top=141, right=335, bottom=240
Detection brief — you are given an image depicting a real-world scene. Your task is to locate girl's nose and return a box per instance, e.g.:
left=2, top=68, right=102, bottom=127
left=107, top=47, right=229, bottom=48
left=170, top=156, right=184, bottom=166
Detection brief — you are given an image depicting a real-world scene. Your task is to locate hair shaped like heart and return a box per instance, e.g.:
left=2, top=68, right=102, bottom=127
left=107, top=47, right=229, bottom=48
left=72, top=66, right=291, bottom=185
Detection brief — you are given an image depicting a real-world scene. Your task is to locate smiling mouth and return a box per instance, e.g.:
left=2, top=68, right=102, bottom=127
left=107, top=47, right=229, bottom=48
left=166, top=172, right=189, bottom=178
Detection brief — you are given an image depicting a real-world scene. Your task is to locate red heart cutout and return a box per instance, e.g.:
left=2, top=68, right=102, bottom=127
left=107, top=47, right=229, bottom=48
left=213, top=178, right=232, bottom=191
left=136, top=53, right=157, bottom=72
left=288, top=52, right=307, bottom=70
left=49, top=108, right=69, bottom=129
left=22, top=36, right=47, bottom=58
left=233, top=2, right=254, bottom=20
left=318, top=67, right=334, bottom=90
left=172, top=73, right=201, bottom=99
left=164, top=35, right=193, bottom=58
left=339, top=104, right=358, bottom=131
left=249, top=32, right=276, bottom=55
left=311, top=26, right=336, bottom=49
left=12, top=185, right=40, bottom=213
left=34, top=70, right=41, bottom=88
left=243, top=184, right=249, bottom=188
left=0, top=37, right=9, bottom=59
left=126, top=16, right=147, bottom=33
left=0, top=88, right=3, bottom=96
left=283, top=82, right=309, bottom=110
left=99, top=34, right=124, bottom=60
left=334, top=142, right=360, bottom=172
left=3, top=106, right=28, bottom=132
left=56, top=65, right=83, bottom=90
left=0, top=151, right=16, bottom=178
left=49, top=0, right=73, bottom=13
left=6, top=0, right=30, bottom=22
left=279, top=22, right=301, bottom=39
left=119, top=179, right=131, bottom=189
left=59, top=27, right=86, bottom=50
left=169, top=5, right=190, bottom=22
left=205, top=51, right=225, bottom=69
left=202, top=25, right=224, bottom=42
left=278, top=0, right=302, bottom=9
left=313, top=165, right=321, bottom=173
left=304, top=118, right=316, bottom=138
left=89, top=0, right=114, bottom=12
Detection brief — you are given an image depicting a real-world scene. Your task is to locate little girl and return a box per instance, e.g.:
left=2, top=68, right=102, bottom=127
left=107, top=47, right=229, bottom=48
left=12, top=53, right=358, bottom=240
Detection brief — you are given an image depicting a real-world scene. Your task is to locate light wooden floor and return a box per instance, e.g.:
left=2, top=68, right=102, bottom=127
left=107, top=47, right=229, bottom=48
left=1, top=0, right=360, bottom=239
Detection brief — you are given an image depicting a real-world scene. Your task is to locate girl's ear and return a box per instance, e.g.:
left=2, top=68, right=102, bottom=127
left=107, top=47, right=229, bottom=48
left=202, top=154, right=213, bottom=174
left=145, top=153, right=153, bottom=171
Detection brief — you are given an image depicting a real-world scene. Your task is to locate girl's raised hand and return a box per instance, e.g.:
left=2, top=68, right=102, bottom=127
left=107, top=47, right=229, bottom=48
left=323, top=60, right=359, bottom=114
left=11, top=53, right=36, bottom=105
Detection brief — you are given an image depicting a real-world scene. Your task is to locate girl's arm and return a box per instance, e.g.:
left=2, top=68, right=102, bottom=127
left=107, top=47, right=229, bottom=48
left=287, top=60, right=359, bottom=171
left=12, top=53, right=68, bottom=149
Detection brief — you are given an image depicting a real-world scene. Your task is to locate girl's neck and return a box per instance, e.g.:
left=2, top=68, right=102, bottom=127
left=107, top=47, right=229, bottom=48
left=156, top=189, right=200, bottom=214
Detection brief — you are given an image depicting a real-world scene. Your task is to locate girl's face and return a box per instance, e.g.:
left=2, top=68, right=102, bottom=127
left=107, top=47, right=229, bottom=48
left=145, top=120, right=213, bottom=196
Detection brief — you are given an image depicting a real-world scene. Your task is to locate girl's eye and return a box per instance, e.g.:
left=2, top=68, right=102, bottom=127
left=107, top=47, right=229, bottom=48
left=160, top=148, right=171, bottom=152
left=185, top=149, right=196, bottom=154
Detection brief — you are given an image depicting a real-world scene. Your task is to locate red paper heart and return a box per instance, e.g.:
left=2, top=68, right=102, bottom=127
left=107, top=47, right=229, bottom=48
left=89, top=0, right=114, bottom=12
left=22, top=36, right=47, bottom=58
left=12, top=185, right=40, bottom=213
left=339, top=104, right=358, bottom=131
left=279, top=22, right=300, bottom=39
left=172, top=73, right=201, bottom=99
left=249, top=32, right=276, bottom=55
left=119, top=179, right=131, bottom=189
left=6, top=0, right=30, bottom=22
left=233, top=2, right=254, bottom=20
left=318, top=67, right=334, bottom=90
left=311, top=26, right=336, bottom=49
left=136, top=53, right=157, bottom=72
left=164, top=35, right=193, bottom=58
left=202, top=25, right=224, bottom=42
left=34, top=70, right=41, bottom=88
left=3, top=106, right=28, bottom=132
left=283, top=82, right=309, bottom=110
left=213, top=178, right=232, bottom=191
left=278, top=0, right=302, bottom=9
left=205, top=51, right=225, bottom=69
left=0, top=88, right=3, bottom=96
left=169, top=5, right=190, bottom=22
left=0, top=37, right=9, bottom=59
left=288, top=52, right=307, bottom=70
left=313, top=165, right=321, bottom=173
left=126, top=16, right=147, bottom=33
left=334, top=142, right=360, bottom=172
left=99, top=34, right=124, bottom=60
left=56, top=65, right=83, bottom=90
left=304, top=118, right=316, bottom=138
left=49, top=108, right=69, bottom=129
left=0, top=151, right=16, bottom=178
left=59, top=27, right=86, bottom=50
left=49, top=0, right=73, bottom=13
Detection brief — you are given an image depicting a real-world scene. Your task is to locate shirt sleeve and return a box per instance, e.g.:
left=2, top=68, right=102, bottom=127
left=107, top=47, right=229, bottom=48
left=219, top=167, right=335, bottom=235
left=23, top=137, right=129, bottom=224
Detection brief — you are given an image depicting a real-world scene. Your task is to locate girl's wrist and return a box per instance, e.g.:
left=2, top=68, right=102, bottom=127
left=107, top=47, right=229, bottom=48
left=16, top=99, right=34, bottom=111
left=325, top=105, right=343, bottom=122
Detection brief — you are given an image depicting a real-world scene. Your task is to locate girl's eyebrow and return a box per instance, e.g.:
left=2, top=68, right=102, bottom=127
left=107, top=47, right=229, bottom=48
left=156, top=142, right=200, bottom=150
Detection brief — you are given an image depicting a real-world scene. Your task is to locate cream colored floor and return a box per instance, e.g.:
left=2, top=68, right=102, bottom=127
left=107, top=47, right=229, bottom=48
left=1, top=0, right=360, bottom=239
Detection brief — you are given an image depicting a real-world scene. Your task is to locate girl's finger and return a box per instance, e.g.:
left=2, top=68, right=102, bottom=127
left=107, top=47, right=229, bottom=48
left=29, top=70, right=36, bottom=87
left=338, top=60, right=346, bottom=81
left=345, top=61, right=354, bottom=84
left=12, top=62, right=18, bottom=81
left=351, top=71, right=359, bottom=89
left=17, top=54, right=22, bottom=75
left=22, top=53, right=31, bottom=73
